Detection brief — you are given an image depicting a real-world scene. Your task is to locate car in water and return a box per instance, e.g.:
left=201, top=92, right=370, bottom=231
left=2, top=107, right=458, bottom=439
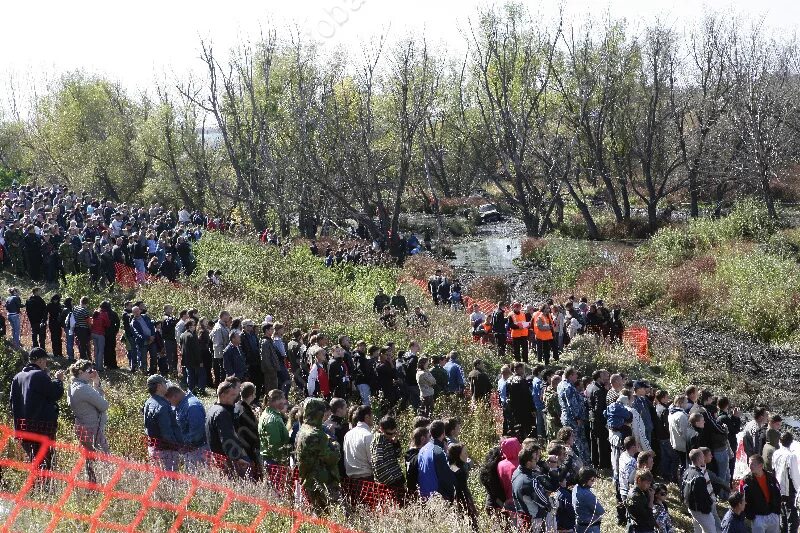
left=478, top=204, right=502, bottom=223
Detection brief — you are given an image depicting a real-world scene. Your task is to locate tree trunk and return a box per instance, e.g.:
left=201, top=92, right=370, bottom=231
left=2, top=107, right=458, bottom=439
left=689, top=168, right=699, bottom=218
left=762, top=172, right=778, bottom=219
left=647, top=201, right=658, bottom=234
left=520, top=208, right=540, bottom=237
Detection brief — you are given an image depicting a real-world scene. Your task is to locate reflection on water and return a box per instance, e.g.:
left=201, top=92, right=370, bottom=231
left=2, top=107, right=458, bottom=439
left=451, top=236, right=522, bottom=275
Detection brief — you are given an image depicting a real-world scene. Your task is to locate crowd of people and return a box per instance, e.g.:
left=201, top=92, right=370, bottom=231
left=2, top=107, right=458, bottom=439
left=3, top=184, right=797, bottom=533
left=9, top=276, right=798, bottom=533
left=0, top=184, right=210, bottom=287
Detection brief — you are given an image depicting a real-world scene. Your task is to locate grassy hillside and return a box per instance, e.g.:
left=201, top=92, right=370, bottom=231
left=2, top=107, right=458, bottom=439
left=0, top=231, right=740, bottom=532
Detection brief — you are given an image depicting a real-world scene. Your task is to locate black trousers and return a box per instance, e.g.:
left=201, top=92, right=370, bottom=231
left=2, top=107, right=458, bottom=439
left=104, top=331, right=118, bottom=368
left=590, top=424, right=611, bottom=468
left=31, top=320, right=46, bottom=349
left=49, top=324, right=62, bottom=357
left=512, top=337, right=528, bottom=362
left=535, top=338, right=552, bottom=365
left=494, top=334, right=506, bottom=358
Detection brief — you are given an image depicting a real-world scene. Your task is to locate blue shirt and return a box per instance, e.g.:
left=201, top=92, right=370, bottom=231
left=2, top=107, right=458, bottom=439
left=531, top=376, right=545, bottom=411
left=498, top=377, right=508, bottom=405
left=633, top=395, right=654, bottom=434
left=443, top=361, right=464, bottom=392
left=175, top=393, right=207, bottom=447
left=572, top=485, right=605, bottom=526
left=143, top=395, right=183, bottom=446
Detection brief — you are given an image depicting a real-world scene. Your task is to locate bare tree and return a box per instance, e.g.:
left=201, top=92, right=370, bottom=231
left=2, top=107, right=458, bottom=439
left=465, top=5, right=563, bottom=237
left=729, top=26, right=800, bottom=218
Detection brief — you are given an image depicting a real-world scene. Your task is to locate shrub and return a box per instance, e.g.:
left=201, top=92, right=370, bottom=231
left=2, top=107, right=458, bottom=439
left=642, top=200, right=776, bottom=267
left=468, top=276, right=509, bottom=303
left=401, top=254, right=453, bottom=281
left=519, top=238, right=549, bottom=265
left=629, top=267, right=668, bottom=308
left=712, top=247, right=800, bottom=343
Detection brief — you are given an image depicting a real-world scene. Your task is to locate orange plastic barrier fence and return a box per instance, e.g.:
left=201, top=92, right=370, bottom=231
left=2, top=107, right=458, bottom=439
left=0, top=424, right=359, bottom=533
left=623, top=326, right=650, bottom=362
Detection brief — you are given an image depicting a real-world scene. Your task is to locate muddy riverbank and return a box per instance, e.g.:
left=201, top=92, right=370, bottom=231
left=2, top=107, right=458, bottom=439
left=448, top=220, right=800, bottom=417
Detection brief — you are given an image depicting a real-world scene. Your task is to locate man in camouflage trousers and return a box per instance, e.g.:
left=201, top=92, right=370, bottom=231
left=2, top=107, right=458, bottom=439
left=59, top=239, right=77, bottom=276
left=5, top=224, right=25, bottom=276
left=295, top=398, right=342, bottom=513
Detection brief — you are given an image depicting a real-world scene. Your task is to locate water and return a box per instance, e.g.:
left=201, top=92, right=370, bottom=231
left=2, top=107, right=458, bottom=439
left=451, top=235, right=522, bottom=275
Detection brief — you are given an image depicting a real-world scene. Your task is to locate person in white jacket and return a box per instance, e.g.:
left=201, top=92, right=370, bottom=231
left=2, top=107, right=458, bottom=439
left=415, top=357, right=437, bottom=417
left=772, top=431, right=800, bottom=523
left=668, top=395, right=691, bottom=472
left=618, top=390, right=651, bottom=452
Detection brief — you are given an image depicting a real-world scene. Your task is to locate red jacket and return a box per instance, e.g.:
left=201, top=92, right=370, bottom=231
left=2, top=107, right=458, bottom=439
left=90, top=310, right=110, bottom=336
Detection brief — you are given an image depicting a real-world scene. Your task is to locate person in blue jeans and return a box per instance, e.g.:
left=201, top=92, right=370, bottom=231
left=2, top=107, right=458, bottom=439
left=5, top=287, right=23, bottom=349
left=131, top=306, right=158, bottom=373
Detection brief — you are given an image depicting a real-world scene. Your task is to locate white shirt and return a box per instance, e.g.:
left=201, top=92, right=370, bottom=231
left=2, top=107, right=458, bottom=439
left=178, top=209, right=191, bottom=223
left=343, top=422, right=374, bottom=478
left=773, top=445, right=800, bottom=497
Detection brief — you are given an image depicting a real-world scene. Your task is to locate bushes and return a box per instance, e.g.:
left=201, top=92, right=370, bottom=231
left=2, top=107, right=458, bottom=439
left=468, top=276, right=509, bottom=303
left=401, top=254, right=453, bottom=281
left=712, top=248, right=800, bottom=343
left=642, top=201, right=776, bottom=267
left=519, top=238, right=600, bottom=292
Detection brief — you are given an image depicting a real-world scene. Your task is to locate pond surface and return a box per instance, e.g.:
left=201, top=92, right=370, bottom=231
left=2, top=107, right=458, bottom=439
left=450, top=235, right=522, bottom=275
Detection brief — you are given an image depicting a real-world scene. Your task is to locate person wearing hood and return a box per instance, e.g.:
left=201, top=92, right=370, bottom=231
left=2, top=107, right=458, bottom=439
left=497, top=436, right=523, bottom=509
left=512, top=442, right=559, bottom=531
left=763, top=426, right=781, bottom=474
left=11, top=347, right=66, bottom=469
left=295, top=397, right=342, bottom=512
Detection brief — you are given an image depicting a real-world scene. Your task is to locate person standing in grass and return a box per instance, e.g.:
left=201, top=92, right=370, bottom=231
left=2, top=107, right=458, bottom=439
left=143, top=374, right=183, bottom=471
left=259, top=389, right=291, bottom=467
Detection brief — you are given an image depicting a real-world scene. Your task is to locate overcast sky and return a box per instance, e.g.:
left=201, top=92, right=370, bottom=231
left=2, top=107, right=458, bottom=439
left=1, top=0, right=799, bottom=101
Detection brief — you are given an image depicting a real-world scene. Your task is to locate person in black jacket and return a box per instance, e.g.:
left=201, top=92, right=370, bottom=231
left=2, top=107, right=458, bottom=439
left=489, top=302, right=508, bottom=358
left=625, top=469, right=656, bottom=533
left=478, top=445, right=506, bottom=513
left=206, top=379, right=250, bottom=478
left=683, top=448, right=717, bottom=533
left=25, top=287, right=47, bottom=349
left=46, top=294, right=63, bottom=358
left=716, top=397, right=742, bottom=479
left=10, top=347, right=66, bottom=469
left=586, top=369, right=611, bottom=469
left=352, top=341, right=377, bottom=406
left=104, top=304, right=120, bottom=370
left=327, top=345, right=352, bottom=400
left=406, top=426, right=430, bottom=498
left=506, top=362, right=535, bottom=439
left=234, top=382, right=262, bottom=480
left=467, top=359, right=491, bottom=402
left=740, top=454, right=782, bottom=531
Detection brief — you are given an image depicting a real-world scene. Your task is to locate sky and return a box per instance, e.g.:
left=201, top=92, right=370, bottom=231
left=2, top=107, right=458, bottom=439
left=1, top=0, right=799, bottom=106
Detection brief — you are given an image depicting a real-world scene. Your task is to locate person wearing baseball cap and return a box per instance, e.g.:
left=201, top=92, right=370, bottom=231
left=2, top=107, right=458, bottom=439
left=143, top=374, right=183, bottom=471
left=11, top=347, right=66, bottom=469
